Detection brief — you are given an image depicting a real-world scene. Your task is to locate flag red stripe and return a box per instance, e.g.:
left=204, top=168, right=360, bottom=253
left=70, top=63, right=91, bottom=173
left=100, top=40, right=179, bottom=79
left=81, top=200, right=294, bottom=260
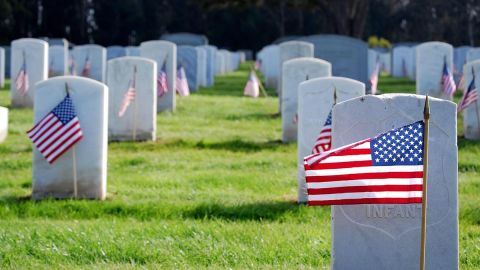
left=41, top=121, right=80, bottom=154
left=44, top=123, right=82, bottom=159
left=306, top=171, right=424, bottom=183
left=30, top=117, right=59, bottom=142
left=34, top=119, right=62, bottom=146
left=308, top=184, right=423, bottom=195
left=27, top=113, right=54, bottom=135
left=47, top=135, right=84, bottom=164
left=307, top=197, right=422, bottom=205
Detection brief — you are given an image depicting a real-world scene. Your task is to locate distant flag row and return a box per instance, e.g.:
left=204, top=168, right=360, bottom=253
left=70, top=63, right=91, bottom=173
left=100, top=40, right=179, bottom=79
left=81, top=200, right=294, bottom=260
left=118, top=66, right=137, bottom=117
left=442, top=61, right=457, bottom=97
left=458, top=74, right=478, bottom=112
left=15, top=53, right=29, bottom=96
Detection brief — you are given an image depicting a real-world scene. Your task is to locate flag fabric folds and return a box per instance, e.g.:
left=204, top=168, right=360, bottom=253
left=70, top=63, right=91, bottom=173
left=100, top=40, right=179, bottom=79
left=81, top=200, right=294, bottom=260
left=176, top=64, right=190, bottom=96
left=312, top=110, right=332, bottom=154
left=458, top=77, right=478, bottom=112
left=27, top=95, right=84, bottom=164
left=157, top=62, right=168, bottom=97
left=118, top=74, right=136, bottom=117
left=304, top=121, right=424, bottom=206
left=243, top=70, right=259, bottom=97
left=369, top=60, right=380, bottom=95
left=81, top=55, right=91, bottom=77
left=442, top=62, right=456, bottom=96
left=15, top=60, right=29, bottom=96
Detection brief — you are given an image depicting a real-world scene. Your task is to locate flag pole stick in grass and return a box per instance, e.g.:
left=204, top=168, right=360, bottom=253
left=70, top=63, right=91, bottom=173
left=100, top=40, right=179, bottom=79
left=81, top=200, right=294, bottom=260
left=419, top=95, right=430, bottom=270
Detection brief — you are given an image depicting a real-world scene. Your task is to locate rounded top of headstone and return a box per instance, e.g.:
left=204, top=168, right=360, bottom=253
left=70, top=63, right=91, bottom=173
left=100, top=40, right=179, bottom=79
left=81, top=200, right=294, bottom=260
left=284, top=57, right=330, bottom=67
left=107, top=45, right=124, bottom=50
left=416, top=41, right=453, bottom=51
left=37, top=75, right=107, bottom=91
left=273, top=35, right=304, bottom=44
left=107, top=56, right=156, bottom=66
left=393, top=42, right=419, bottom=48
left=455, top=45, right=473, bottom=50
left=299, top=76, right=365, bottom=92
left=140, top=40, right=176, bottom=48
left=49, top=45, right=65, bottom=51
left=160, top=32, right=208, bottom=46
left=279, top=40, right=313, bottom=49
left=12, top=38, right=48, bottom=46
left=300, top=34, right=367, bottom=46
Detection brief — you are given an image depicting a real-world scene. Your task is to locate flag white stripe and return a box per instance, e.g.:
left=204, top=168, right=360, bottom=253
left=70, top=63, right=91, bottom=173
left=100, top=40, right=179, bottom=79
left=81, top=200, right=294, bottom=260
left=46, top=131, right=83, bottom=163
left=34, top=121, right=63, bottom=146
left=319, top=154, right=372, bottom=163
left=40, top=119, right=80, bottom=155
left=28, top=114, right=56, bottom=139
left=306, top=165, right=423, bottom=176
left=307, top=178, right=423, bottom=189
left=308, top=191, right=423, bottom=201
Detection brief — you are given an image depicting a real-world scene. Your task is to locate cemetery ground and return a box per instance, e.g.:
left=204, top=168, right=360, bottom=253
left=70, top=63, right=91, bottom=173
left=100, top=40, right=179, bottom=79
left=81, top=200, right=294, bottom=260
left=0, top=64, right=479, bottom=269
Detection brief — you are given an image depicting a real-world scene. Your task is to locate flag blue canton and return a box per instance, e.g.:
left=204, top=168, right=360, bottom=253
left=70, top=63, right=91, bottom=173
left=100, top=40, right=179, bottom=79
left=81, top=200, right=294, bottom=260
left=324, top=111, right=332, bottom=126
left=52, top=95, right=77, bottom=124
left=371, top=121, right=424, bottom=166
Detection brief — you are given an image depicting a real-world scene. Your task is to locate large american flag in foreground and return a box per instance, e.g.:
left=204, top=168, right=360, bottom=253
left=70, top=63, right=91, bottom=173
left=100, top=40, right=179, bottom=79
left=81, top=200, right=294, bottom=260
left=157, top=62, right=168, bottom=97
left=27, top=95, right=84, bottom=164
left=311, top=110, right=332, bottom=154
left=15, top=60, right=29, bottom=96
left=176, top=64, right=190, bottom=96
left=304, top=121, right=424, bottom=206
left=442, top=62, right=456, bottom=96
left=458, top=77, right=478, bottom=112
left=243, top=70, right=259, bottom=97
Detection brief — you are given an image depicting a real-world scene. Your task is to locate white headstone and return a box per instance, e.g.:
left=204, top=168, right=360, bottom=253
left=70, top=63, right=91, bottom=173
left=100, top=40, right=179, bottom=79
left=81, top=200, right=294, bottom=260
left=0, top=106, right=7, bottom=143
left=462, top=60, right=480, bottom=140
left=278, top=41, right=314, bottom=98
left=107, top=57, right=156, bottom=141
left=215, top=51, right=225, bottom=75
left=0, top=47, right=4, bottom=88
left=10, top=38, right=48, bottom=108
left=49, top=45, right=67, bottom=77
left=107, top=46, right=127, bottom=60
left=453, top=46, right=471, bottom=79
left=178, top=45, right=199, bottom=91
left=126, top=46, right=140, bottom=57
left=71, top=45, right=106, bottom=82
left=297, top=77, right=365, bottom=203
left=393, top=46, right=415, bottom=79
left=281, top=58, right=331, bottom=142
left=416, top=42, right=454, bottom=100
left=331, top=94, right=458, bottom=270
left=466, top=48, right=480, bottom=63
left=262, top=45, right=280, bottom=88
left=205, top=45, right=217, bottom=86
left=140, top=40, right=177, bottom=112
left=196, top=46, right=207, bottom=87
left=32, top=76, right=108, bottom=200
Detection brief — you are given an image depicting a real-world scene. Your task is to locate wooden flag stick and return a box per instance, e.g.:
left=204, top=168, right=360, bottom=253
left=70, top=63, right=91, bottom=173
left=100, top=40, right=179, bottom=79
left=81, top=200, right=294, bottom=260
left=419, top=95, right=430, bottom=270
left=73, top=146, right=78, bottom=198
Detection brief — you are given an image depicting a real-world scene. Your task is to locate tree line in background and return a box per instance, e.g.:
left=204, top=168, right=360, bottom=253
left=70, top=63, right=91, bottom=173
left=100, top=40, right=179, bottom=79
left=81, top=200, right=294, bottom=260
left=0, top=0, right=479, bottom=51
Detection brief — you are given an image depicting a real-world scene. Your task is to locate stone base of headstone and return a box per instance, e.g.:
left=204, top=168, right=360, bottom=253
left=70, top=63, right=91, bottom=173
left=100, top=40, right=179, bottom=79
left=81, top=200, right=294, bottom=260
left=109, top=132, right=155, bottom=142
left=0, top=106, right=7, bottom=143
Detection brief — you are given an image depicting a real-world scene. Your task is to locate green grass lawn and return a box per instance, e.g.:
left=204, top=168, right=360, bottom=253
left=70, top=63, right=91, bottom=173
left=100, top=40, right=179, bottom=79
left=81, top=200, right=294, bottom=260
left=0, top=64, right=479, bottom=269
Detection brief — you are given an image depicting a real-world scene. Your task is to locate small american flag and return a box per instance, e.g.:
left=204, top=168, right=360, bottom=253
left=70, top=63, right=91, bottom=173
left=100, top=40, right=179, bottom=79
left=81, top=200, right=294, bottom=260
left=157, top=62, right=168, bottom=97
left=442, top=62, right=456, bottom=96
left=304, top=121, right=424, bottom=206
left=15, top=60, right=29, bottom=96
left=27, top=94, right=84, bottom=164
left=81, top=55, right=91, bottom=77
left=312, top=110, right=332, bottom=154
left=369, top=60, right=380, bottom=95
left=243, top=70, right=259, bottom=97
left=69, top=56, right=77, bottom=76
left=118, top=68, right=137, bottom=117
left=458, top=77, right=479, bottom=112
left=176, top=64, right=190, bottom=96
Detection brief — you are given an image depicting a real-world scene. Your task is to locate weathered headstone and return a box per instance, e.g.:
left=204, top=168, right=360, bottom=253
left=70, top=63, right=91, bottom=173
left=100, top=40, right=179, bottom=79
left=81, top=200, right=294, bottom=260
left=178, top=45, right=199, bottom=91
left=107, top=57, right=156, bottom=141
left=71, top=44, right=106, bottom=82
left=205, top=45, right=217, bottom=86
left=161, top=32, right=208, bottom=46
left=0, top=47, right=4, bottom=88
left=278, top=41, right=314, bottom=97
left=10, top=38, right=48, bottom=108
left=49, top=45, right=67, bottom=77
left=392, top=46, right=415, bottom=79
left=299, top=34, right=368, bottom=84
left=107, top=46, right=127, bottom=60
left=297, top=77, right=365, bottom=203
left=196, top=46, right=207, bottom=87
left=0, top=106, right=7, bottom=143
left=416, top=42, right=454, bottom=100
left=454, top=46, right=471, bottom=80
left=330, top=94, right=458, bottom=270
left=282, top=58, right=331, bottom=143
left=140, top=40, right=177, bottom=112
left=32, top=76, right=108, bottom=200
left=466, top=48, right=480, bottom=63
left=462, top=60, right=480, bottom=140
left=126, top=46, right=140, bottom=57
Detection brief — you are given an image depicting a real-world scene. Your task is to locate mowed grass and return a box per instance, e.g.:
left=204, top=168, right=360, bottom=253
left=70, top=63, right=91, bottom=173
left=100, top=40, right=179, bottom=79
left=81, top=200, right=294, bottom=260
left=0, top=64, right=479, bottom=269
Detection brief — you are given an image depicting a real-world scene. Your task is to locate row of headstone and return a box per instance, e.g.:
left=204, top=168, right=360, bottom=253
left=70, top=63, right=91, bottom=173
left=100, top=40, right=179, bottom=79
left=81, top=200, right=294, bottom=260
left=368, top=48, right=391, bottom=76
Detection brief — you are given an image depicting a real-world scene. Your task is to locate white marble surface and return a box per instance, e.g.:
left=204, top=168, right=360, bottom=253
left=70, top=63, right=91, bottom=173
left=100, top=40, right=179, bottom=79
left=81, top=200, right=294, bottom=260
left=71, top=44, right=106, bottom=82
left=392, top=46, right=415, bottom=79
left=0, top=106, right=7, bottom=143
left=32, top=76, right=108, bottom=200
left=330, top=94, right=458, bottom=270
left=196, top=46, right=207, bottom=87
left=49, top=45, right=67, bottom=77
left=261, top=45, right=280, bottom=89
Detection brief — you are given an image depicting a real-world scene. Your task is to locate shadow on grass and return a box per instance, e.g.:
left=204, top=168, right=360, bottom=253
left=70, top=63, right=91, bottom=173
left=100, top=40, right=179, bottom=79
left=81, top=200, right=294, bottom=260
left=195, top=138, right=285, bottom=153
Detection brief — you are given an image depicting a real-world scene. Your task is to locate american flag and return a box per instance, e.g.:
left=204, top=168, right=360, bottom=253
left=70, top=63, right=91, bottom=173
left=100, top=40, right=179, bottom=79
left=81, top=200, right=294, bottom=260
left=69, top=56, right=77, bottom=76
left=157, top=62, right=168, bottom=97
left=312, top=110, right=332, bottom=154
left=15, top=59, right=29, bottom=96
left=458, top=77, right=479, bottom=112
left=243, top=70, right=259, bottom=97
left=176, top=64, right=190, bottom=96
left=304, top=121, right=424, bottom=206
left=442, top=62, right=456, bottom=96
left=118, top=68, right=137, bottom=117
left=369, top=60, right=380, bottom=95
left=81, top=55, right=91, bottom=77
left=26, top=95, right=84, bottom=164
